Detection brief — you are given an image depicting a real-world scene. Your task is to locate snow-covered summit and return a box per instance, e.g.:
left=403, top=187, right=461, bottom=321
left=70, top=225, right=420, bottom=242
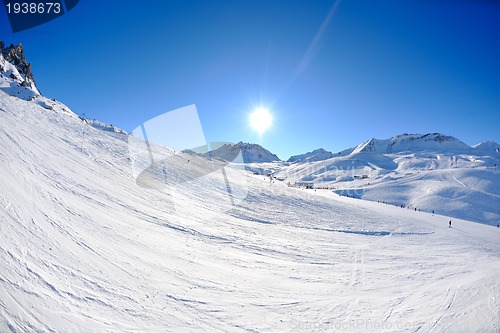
left=205, top=141, right=280, bottom=163
left=287, top=148, right=333, bottom=163
left=473, top=141, right=500, bottom=154
left=352, top=133, right=471, bottom=154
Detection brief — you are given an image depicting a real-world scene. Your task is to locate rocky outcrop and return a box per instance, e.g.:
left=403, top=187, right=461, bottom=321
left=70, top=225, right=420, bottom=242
left=0, top=42, right=38, bottom=92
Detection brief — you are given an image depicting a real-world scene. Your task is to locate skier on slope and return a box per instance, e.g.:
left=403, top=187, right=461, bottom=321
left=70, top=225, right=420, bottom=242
left=449, top=220, right=452, bottom=228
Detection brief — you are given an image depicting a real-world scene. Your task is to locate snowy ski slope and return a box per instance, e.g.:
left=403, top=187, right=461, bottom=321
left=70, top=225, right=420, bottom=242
left=1, top=91, right=500, bottom=332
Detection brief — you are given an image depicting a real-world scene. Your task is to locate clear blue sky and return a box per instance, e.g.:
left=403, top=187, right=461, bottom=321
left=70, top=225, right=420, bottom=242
left=1, top=0, right=499, bottom=160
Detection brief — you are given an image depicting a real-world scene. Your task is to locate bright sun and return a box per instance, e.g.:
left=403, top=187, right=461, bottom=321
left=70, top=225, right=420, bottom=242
left=249, top=108, right=273, bottom=135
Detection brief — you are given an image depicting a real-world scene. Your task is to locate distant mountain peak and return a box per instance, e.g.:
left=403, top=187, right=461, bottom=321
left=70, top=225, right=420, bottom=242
left=288, top=148, right=333, bottom=163
left=204, top=141, right=280, bottom=163
left=473, top=141, right=500, bottom=153
left=352, top=133, right=470, bottom=154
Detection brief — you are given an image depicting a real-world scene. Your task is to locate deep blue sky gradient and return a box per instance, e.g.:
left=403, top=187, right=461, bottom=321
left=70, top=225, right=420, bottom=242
left=1, top=0, right=499, bottom=159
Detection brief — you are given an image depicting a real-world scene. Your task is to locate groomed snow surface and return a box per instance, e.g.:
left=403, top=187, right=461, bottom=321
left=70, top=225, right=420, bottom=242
left=1, top=91, right=500, bottom=332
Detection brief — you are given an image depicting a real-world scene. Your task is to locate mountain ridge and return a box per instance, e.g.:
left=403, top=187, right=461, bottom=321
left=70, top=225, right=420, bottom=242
left=287, top=148, right=334, bottom=163
left=351, top=133, right=472, bottom=155
left=203, top=141, right=280, bottom=163
left=284, top=133, right=499, bottom=163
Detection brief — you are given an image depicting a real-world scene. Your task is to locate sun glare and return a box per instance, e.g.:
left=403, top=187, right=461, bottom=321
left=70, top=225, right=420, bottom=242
left=249, top=108, right=273, bottom=135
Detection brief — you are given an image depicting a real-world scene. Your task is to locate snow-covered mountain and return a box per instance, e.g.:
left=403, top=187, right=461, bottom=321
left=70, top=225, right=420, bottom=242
left=266, top=133, right=500, bottom=225
left=204, top=141, right=280, bottom=163
left=352, top=133, right=472, bottom=154
left=473, top=141, right=500, bottom=154
left=287, top=148, right=333, bottom=163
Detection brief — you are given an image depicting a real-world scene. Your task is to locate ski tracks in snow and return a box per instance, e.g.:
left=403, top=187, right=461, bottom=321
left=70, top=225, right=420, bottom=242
left=428, top=286, right=457, bottom=331
left=447, top=170, right=468, bottom=189
left=349, top=248, right=365, bottom=289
